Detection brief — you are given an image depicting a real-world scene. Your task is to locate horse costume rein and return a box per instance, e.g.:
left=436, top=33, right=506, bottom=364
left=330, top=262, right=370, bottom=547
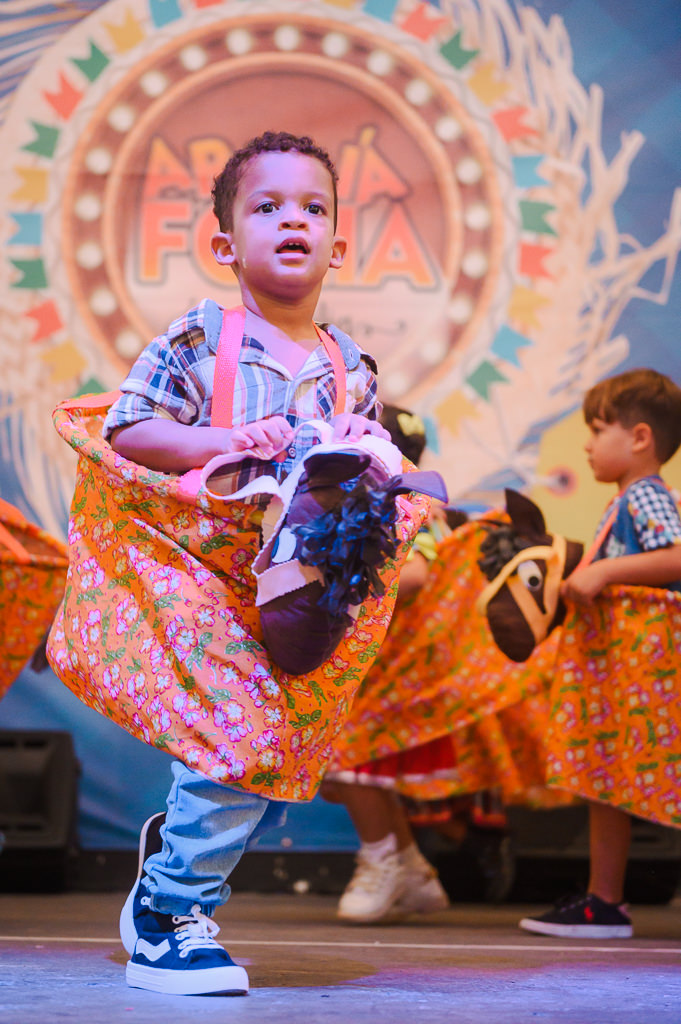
left=476, top=534, right=567, bottom=647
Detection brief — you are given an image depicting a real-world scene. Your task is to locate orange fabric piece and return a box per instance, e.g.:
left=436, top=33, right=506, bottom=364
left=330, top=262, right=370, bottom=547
left=0, top=499, right=67, bottom=699
left=546, top=585, right=681, bottom=828
left=46, top=395, right=429, bottom=801
left=330, top=523, right=681, bottom=828
left=328, top=519, right=566, bottom=808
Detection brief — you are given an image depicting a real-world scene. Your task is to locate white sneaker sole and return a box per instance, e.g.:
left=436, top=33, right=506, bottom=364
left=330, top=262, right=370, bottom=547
left=519, top=917, right=633, bottom=939
left=337, top=904, right=407, bottom=924
left=126, top=960, right=249, bottom=995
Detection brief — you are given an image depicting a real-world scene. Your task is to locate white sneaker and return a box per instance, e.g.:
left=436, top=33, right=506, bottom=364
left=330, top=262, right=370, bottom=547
left=337, top=847, right=407, bottom=923
left=395, top=847, right=450, bottom=916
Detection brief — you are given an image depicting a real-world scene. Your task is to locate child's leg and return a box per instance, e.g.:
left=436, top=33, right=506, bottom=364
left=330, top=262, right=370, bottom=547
left=121, top=762, right=286, bottom=995
left=330, top=780, right=413, bottom=850
left=588, top=800, right=631, bottom=904
left=144, top=760, right=286, bottom=916
left=322, top=780, right=448, bottom=922
left=519, top=800, right=633, bottom=938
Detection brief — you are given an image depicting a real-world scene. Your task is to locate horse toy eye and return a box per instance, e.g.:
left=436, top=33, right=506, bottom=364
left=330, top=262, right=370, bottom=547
left=516, top=559, right=543, bottom=591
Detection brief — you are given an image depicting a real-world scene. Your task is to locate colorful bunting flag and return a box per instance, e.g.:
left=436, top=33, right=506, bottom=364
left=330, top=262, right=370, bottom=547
left=9, top=213, right=43, bottom=247
left=25, top=301, right=64, bottom=342
left=10, top=167, right=48, bottom=203
left=43, top=72, right=82, bottom=119
left=440, top=30, right=478, bottom=69
left=493, top=106, right=537, bottom=141
left=519, top=200, right=557, bottom=236
left=10, top=259, right=48, bottom=289
left=519, top=242, right=554, bottom=278
left=400, top=3, right=451, bottom=40
left=509, top=286, right=551, bottom=331
left=104, top=9, right=145, bottom=53
left=71, top=42, right=110, bottom=83
left=512, top=155, right=547, bottom=189
left=491, top=325, right=533, bottom=367
left=149, top=0, right=182, bottom=29
left=468, top=61, right=510, bottom=105
left=466, top=361, right=508, bottom=400
left=22, top=122, right=59, bottom=159
left=363, top=0, right=399, bottom=22
left=40, top=340, right=88, bottom=383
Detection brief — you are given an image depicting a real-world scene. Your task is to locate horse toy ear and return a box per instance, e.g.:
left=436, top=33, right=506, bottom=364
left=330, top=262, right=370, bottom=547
left=504, top=487, right=548, bottom=540
left=253, top=438, right=447, bottom=675
left=478, top=490, right=584, bottom=662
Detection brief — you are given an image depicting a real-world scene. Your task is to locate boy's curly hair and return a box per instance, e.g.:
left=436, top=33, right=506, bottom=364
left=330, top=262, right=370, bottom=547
left=211, top=130, right=338, bottom=232
left=583, top=367, right=681, bottom=463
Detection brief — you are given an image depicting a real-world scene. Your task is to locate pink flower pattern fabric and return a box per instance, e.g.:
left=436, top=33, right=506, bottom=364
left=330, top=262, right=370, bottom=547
left=546, top=585, right=681, bottom=827
left=0, top=499, right=67, bottom=698
left=46, top=394, right=429, bottom=801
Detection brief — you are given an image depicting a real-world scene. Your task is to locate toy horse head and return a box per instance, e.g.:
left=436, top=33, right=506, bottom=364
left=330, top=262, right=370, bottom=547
left=253, top=436, right=448, bottom=675
left=476, top=489, right=584, bottom=662
left=201, top=424, right=447, bottom=676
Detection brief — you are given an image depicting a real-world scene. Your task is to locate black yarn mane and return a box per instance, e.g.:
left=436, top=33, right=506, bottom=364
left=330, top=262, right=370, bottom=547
left=477, top=521, right=535, bottom=582
left=296, top=478, right=401, bottom=618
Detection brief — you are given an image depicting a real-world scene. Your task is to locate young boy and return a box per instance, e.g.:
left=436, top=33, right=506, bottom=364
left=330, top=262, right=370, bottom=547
left=102, top=131, right=400, bottom=995
left=520, top=367, right=681, bottom=938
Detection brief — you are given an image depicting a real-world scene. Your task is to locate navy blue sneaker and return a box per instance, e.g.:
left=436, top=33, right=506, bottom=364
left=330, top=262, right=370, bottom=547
left=126, top=902, right=249, bottom=995
left=519, top=893, right=633, bottom=938
left=120, top=812, right=165, bottom=955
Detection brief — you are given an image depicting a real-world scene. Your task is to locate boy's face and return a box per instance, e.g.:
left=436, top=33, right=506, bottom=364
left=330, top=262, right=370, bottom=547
left=211, top=150, right=346, bottom=303
left=584, top=417, right=638, bottom=485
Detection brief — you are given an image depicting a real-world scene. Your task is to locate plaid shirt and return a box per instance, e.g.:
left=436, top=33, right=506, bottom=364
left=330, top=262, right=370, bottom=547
left=595, top=475, right=681, bottom=590
left=104, top=299, right=380, bottom=491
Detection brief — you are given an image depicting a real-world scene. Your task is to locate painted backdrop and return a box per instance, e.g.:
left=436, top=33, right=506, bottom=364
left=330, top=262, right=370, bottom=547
left=1, top=0, right=680, bottom=850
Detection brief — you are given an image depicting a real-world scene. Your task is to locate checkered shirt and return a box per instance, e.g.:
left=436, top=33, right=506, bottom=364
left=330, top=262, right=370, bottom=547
left=595, top=476, right=681, bottom=580
left=103, top=300, right=380, bottom=491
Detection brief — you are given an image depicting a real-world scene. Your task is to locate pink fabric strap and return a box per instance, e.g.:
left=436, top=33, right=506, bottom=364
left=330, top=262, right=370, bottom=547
left=210, top=306, right=246, bottom=429
left=210, top=306, right=347, bottom=429
left=314, top=324, right=346, bottom=416
left=577, top=503, right=619, bottom=569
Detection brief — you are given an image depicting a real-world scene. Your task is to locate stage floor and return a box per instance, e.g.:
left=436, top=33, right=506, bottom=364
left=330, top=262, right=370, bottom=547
left=1, top=891, right=679, bottom=1023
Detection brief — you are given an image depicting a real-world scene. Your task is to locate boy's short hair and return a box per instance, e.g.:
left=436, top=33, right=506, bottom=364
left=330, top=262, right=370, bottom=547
left=584, top=368, right=681, bottom=463
left=380, top=404, right=427, bottom=466
left=212, top=130, right=339, bottom=232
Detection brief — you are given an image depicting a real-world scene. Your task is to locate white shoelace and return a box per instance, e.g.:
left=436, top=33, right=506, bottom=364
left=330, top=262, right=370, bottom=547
left=172, top=905, right=222, bottom=958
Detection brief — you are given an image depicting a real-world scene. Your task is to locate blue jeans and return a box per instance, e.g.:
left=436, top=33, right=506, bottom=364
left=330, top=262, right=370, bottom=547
left=143, top=761, right=287, bottom=916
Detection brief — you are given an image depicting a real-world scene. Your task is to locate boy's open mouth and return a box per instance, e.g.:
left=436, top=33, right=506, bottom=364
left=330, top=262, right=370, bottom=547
left=277, top=238, right=309, bottom=254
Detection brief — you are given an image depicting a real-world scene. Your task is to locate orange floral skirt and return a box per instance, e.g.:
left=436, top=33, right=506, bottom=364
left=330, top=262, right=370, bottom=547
left=327, top=520, right=566, bottom=808
left=0, top=498, right=67, bottom=700
left=46, top=396, right=429, bottom=801
left=329, top=525, right=681, bottom=829
left=546, top=585, right=681, bottom=828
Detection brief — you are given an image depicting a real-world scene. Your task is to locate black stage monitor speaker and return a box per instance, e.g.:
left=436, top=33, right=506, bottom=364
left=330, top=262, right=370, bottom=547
left=505, top=804, right=681, bottom=905
left=0, top=729, right=80, bottom=891
left=415, top=804, right=681, bottom=905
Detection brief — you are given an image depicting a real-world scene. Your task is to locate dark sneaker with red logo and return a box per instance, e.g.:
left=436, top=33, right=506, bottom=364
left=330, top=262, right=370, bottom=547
left=519, top=893, right=633, bottom=938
